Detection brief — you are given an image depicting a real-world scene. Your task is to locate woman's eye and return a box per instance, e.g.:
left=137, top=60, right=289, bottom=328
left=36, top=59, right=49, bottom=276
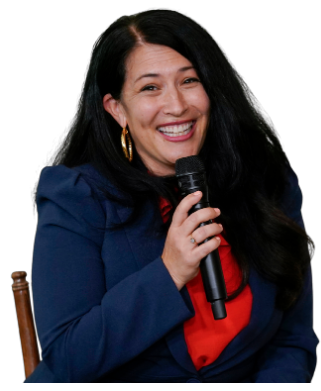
left=183, top=78, right=200, bottom=84
left=141, top=85, right=157, bottom=91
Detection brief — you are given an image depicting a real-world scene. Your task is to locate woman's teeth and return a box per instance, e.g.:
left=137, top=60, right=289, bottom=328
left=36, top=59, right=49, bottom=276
left=158, top=121, right=194, bottom=137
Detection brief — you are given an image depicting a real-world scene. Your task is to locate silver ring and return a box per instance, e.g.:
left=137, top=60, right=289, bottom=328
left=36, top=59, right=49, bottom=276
left=190, top=237, right=196, bottom=244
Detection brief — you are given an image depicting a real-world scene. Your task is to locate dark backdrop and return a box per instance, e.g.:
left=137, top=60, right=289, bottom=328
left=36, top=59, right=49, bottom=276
left=2, top=2, right=321, bottom=383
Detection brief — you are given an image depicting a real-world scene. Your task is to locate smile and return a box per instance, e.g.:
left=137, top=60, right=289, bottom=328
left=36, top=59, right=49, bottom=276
left=157, top=121, right=195, bottom=137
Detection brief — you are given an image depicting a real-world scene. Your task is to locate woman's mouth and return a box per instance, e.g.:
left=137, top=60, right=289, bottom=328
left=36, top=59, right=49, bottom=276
left=157, top=120, right=196, bottom=141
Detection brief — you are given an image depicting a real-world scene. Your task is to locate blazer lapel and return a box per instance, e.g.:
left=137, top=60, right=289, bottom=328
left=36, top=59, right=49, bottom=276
left=164, top=286, right=199, bottom=374
left=116, top=198, right=166, bottom=269
left=116, top=198, right=198, bottom=374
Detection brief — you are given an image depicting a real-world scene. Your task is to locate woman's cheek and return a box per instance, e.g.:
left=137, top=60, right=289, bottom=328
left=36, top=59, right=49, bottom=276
left=142, top=110, right=160, bottom=126
left=188, top=87, right=210, bottom=109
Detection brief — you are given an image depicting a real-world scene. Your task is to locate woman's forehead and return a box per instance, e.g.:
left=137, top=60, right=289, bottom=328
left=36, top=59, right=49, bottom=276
left=124, top=43, right=193, bottom=82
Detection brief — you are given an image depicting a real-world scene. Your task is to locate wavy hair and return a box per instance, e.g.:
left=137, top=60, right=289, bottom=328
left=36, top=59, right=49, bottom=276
left=52, top=9, right=313, bottom=310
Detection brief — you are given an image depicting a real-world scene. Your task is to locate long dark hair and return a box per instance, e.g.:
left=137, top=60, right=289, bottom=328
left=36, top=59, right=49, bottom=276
left=52, top=9, right=313, bottom=310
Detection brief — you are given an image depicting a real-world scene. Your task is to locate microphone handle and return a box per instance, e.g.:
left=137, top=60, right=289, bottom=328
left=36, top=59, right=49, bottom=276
left=190, top=202, right=227, bottom=320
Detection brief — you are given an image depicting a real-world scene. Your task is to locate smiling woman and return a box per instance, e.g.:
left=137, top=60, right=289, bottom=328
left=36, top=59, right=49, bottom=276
left=103, top=44, right=210, bottom=175
left=26, top=9, right=318, bottom=383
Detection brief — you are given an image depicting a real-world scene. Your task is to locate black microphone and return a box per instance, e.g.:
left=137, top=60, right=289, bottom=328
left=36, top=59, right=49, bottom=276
left=175, top=155, right=227, bottom=320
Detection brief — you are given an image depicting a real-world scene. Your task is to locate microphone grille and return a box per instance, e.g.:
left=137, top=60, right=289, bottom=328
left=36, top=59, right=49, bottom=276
left=175, top=155, right=205, bottom=176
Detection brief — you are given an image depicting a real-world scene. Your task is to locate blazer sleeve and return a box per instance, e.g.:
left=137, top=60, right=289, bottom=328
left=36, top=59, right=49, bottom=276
left=30, top=165, right=194, bottom=382
left=252, top=166, right=319, bottom=383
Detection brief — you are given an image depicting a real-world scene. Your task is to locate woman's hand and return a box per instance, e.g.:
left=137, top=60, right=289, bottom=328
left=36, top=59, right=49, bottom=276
left=161, top=191, right=223, bottom=290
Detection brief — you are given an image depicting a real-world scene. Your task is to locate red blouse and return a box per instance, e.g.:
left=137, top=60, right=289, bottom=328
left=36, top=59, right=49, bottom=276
left=159, top=196, right=253, bottom=370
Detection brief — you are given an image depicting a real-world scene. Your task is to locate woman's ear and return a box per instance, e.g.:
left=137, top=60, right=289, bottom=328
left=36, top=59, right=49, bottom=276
left=103, top=93, right=127, bottom=128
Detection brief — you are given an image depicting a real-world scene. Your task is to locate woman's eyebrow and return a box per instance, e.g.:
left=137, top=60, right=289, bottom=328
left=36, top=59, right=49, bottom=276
left=134, top=73, right=159, bottom=83
left=134, top=66, right=195, bottom=83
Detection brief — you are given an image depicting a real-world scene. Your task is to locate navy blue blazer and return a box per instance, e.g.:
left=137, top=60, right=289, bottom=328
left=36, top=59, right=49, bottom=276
left=25, top=163, right=318, bottom=383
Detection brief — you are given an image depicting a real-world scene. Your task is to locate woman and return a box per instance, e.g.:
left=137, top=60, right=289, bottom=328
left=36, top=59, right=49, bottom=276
left=26, top=9, right=318, bottom=383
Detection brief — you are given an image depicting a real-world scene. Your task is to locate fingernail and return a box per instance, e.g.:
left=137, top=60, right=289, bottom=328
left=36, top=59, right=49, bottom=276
left=193, top=191, right=201, bottom=196
left=214, top=208, right=220, bottom=213
left=216, top=236, right=221, bottom=242
left=219, top=224, right=223, bottom=229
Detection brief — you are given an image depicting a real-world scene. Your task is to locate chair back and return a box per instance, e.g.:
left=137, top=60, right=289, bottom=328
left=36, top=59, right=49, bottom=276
left=11, top=271, right=40, bottom=379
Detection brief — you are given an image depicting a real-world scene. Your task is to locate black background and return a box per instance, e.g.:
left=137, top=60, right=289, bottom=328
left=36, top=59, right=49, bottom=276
left=2, top=2, right=321, bottom=383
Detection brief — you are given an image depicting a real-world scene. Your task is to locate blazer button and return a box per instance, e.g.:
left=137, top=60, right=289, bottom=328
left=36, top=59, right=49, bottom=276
left=187, top=378, right=201, bottom=383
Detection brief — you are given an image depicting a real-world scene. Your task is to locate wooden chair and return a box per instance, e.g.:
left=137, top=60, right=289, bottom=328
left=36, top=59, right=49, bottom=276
left=11, top=271, right=40, bottom=379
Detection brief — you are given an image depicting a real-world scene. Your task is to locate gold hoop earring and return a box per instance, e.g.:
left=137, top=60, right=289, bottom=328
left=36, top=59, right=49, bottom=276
left=121, top=127, right=133, bottom=162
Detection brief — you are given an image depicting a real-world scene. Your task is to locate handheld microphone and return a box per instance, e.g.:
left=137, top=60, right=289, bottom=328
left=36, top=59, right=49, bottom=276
left=175, top=155, right=227, bottom=320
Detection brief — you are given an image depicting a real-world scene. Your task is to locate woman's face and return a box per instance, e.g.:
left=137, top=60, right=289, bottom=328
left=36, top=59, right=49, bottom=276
left=103, top=43, right=210, bottom=176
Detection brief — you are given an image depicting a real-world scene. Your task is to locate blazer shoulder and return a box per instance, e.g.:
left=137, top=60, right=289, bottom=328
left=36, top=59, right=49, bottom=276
left=36, top=164, right=107, bottom=239
left=37, top=164, right=92, bottom=201
left=36, top=162, right=121, bottom=205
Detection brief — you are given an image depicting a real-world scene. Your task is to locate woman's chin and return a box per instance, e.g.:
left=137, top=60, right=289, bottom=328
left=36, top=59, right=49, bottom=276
left=169, top=149, right=199, bottom=164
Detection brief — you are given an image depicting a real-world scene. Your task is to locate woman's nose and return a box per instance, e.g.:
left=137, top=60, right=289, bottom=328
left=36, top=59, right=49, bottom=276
left=163, top=87, right=188, bottom=117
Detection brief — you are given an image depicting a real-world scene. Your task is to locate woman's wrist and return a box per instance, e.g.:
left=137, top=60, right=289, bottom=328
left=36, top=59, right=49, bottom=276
left=161, top=256, right=185, bottom=291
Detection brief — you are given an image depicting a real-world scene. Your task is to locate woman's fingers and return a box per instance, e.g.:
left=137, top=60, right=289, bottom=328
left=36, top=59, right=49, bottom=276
left=171, top=191, right=221, bottom=231
left=171, top=191, right=203, bottom=227
left=191, top=222, right=223, bottom=244
left=192, top=236, right=221, bottom=259
left=182, top=207, right=221, bottom=236
left=162, top=191, right=223, bottom=290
